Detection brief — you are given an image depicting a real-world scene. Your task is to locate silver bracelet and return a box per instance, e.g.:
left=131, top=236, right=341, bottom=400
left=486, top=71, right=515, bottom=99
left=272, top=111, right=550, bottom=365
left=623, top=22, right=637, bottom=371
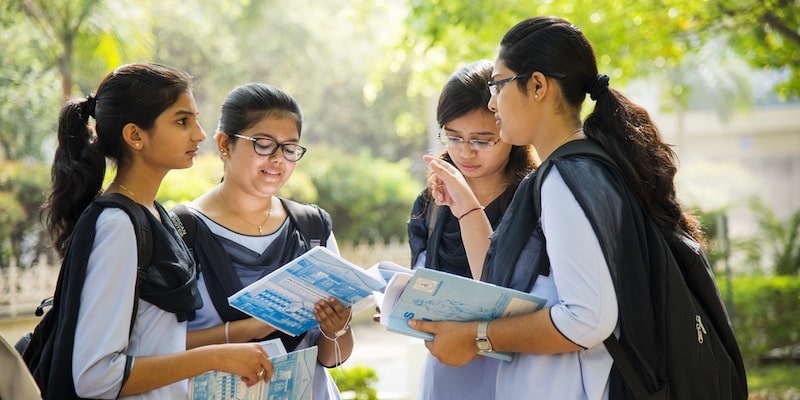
left=224, top=321, right=231, bottom=343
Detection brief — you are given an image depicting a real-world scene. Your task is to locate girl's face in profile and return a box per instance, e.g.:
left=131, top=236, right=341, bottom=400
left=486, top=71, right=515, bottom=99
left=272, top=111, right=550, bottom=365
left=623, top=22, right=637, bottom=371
left=143, top=90, right=206, bottom=171
left=490, top=60, right=536, bottom=147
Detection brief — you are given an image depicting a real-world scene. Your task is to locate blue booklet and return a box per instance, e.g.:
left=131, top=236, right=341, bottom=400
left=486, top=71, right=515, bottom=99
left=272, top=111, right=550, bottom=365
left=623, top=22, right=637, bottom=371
left=188, top=340, right=317, bottom=400
left=228, top=246, right=387, bottom=336
left=379, top=268, right=547, bottom=362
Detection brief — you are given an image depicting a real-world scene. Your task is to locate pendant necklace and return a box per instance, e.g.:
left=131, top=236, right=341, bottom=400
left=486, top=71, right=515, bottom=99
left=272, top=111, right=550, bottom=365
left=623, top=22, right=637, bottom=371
left=218, top=186, right=272, bottom=235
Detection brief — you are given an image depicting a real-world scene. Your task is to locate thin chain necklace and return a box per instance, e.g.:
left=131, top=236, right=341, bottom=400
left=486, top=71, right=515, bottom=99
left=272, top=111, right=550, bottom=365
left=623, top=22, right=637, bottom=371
left=557, top=127, right=584, bottom=148
left=218, top=186, right=272, bottom=235
left=113, top=181, right=139, bottom=203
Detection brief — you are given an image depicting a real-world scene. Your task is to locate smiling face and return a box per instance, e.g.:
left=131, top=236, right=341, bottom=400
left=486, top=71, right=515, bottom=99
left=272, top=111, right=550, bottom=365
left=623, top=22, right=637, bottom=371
left=220, top=116, right=300, bottom=198
left=441, top=109, right=512, bottom=183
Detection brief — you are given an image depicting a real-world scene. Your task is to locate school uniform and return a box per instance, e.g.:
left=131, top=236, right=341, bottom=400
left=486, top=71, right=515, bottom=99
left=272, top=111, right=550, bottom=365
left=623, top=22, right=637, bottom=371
left=185, top=204, right=342, bottom=400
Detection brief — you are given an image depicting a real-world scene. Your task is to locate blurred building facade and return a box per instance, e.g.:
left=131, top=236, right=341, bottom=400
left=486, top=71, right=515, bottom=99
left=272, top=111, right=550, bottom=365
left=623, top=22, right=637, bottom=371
left=655, top=104, right=800, bottom=238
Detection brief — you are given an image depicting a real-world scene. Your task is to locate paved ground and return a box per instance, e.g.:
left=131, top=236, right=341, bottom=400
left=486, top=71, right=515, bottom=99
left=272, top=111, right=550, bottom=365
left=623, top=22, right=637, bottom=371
left=345, top=319, right=427, bottom=400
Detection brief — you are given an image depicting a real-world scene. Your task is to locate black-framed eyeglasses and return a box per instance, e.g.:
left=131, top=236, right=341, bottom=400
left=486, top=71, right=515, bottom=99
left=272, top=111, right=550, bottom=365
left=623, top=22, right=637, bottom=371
left=488, top=74, right=526, bottom=96
left=233, top=134, right=307, bottom=161
left=438, top=132, right=501, bottom=151
left=487, top=71, right=567, bottom=96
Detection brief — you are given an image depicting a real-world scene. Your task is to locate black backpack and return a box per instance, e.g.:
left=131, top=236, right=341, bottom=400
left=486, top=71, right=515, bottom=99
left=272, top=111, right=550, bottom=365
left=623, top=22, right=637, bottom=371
left=17, top=194, right=152, bottom=398
left=532, top=140, right=748, bottom=399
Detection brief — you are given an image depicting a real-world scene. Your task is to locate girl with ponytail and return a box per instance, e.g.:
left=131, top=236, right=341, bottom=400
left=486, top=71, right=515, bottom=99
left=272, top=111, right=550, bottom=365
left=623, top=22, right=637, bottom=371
left=412, top=16, right=720, bottom=399
left=40, top=63, right=274, bottom=399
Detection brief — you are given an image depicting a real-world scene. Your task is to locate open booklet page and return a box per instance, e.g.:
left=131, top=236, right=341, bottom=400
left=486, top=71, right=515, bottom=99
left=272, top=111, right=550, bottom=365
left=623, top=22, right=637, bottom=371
left=376, top=267, right=548, bottom=362
left=188, top=339, right=317, bottom=400
left=228, top=246, right=387, bottom=336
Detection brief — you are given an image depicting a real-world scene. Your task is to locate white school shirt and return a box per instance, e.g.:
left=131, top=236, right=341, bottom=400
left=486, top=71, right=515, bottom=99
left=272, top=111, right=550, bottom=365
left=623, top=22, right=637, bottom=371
left=187, top=211, right=342, bottom=400
left=73, top=208, right=187, bottom=399
left=495, top=167, right=618, bottom=400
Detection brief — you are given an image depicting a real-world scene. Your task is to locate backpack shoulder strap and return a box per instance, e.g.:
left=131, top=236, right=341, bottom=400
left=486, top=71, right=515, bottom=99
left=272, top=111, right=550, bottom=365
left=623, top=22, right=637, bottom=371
left=604, top=335, right=651, bottom=398
left=533, top=139, right=616, bottom=218
left=92, top=193, right=152, bottom=335
left=281, top=199, right=331, bottom=248
left=169, top=204, right=198, bottom=251
left=533, top=141, right=653, bottom=396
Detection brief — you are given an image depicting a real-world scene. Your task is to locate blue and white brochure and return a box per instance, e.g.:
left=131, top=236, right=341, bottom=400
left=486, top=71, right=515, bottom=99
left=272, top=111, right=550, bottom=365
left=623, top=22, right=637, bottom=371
left=228, top=246, right=387, bottom=336
left=188, top=340, right=317, bottom=400
left=380, top=267, right=547, bottom=362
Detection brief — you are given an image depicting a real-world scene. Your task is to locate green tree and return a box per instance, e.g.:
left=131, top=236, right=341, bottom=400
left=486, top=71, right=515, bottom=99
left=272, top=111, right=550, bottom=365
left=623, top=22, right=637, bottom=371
left=14, top=0, right=150, bottom=101
left=213, top=0, right=430, bottom=161
left=0, top=5, right=61, bottom=161
left=132, top=0, right=429, bottom=161
left=1, top=0, right=151, bottom=161
left=1, top=0, right=431, bottom=263
left=403, top=0, right=800, bottom=100
left=700, top=0, right=800, bottom=100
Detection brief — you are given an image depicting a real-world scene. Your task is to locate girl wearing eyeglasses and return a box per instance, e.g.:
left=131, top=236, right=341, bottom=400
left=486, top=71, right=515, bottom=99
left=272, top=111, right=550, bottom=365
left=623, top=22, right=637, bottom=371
left=177, top=83, right=351, bottom=400
left=407, top=60, right=537, bottom=400
left=410, top=16, right=742, bottom=400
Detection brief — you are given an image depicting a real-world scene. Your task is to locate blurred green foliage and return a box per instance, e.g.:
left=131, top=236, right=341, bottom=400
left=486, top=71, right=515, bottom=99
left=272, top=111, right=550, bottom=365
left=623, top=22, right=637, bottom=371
left=300, top=148, right=420, bottom=244
left=404, top=0, right=800, bottom=102
left=335, top=365, right=379, bottom=400
left=0, top=161, right=52, bottom=267
left=747, top=363, right=800, bottom=396
left=724, top=275, right=800, bottom=366
left=0, top=148, right=421, bottom=268
left=740, top=201, right=800, bottom=276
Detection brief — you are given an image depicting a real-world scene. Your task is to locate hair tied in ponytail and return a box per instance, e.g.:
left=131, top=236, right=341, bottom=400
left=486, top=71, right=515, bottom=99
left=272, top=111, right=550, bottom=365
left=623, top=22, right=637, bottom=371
left=585, top=74, right=610, bottom=101
left=81, top=94, right=97, bottom=121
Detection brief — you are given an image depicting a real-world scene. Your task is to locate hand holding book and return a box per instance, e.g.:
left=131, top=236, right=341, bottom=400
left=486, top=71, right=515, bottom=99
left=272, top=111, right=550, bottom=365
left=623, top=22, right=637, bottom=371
left=228, top=247, right=386, bottom=336
left=375, top=268, right=547, bottom=362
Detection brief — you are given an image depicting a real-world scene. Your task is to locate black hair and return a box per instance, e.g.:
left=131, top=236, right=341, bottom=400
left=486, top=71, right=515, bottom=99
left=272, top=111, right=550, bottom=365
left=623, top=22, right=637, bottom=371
left=44, top=63, right=192, bottom=256
left=498, top=16, right=701, bottom=241
left=217, top=83, right=303, bottom=138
